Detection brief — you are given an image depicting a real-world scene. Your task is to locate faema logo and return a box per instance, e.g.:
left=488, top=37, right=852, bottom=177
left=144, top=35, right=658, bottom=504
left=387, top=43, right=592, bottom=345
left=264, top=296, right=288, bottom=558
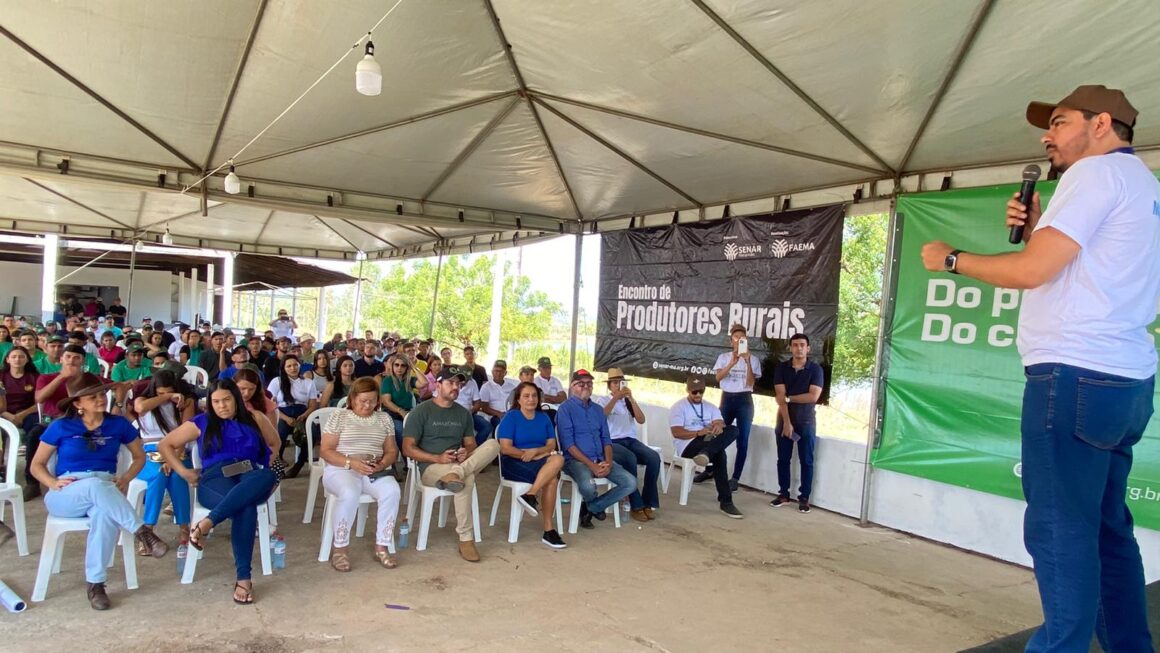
left=723, top=242, right=761, bottom=261
left=770, top=238, right=816, bottom=258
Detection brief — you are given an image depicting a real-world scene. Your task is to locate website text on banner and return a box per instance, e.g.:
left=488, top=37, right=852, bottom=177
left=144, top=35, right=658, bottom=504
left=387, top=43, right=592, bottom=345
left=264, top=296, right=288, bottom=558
left=874, top=184, right=1160, bottom=531
left=594, top=205, right=845, bottom=398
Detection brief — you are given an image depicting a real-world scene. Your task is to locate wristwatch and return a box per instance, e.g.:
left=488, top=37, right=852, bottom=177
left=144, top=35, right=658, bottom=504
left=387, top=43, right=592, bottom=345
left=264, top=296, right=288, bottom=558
left=343, top=457, right=351, bottom=470
left=943, top=249, right=962, bottom=275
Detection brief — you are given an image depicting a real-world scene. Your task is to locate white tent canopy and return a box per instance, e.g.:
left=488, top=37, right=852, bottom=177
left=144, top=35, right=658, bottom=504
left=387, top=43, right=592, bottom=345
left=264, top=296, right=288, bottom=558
left=1, top=0, right=1159, bottom=260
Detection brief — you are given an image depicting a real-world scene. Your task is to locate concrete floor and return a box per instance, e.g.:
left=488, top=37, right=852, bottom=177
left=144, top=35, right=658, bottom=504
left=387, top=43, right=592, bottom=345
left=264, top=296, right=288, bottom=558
left=0, top=471, right=1044, bottom=653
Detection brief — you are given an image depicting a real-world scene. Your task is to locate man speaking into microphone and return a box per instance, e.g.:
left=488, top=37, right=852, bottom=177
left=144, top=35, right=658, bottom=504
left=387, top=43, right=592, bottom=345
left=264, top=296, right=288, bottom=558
left=921, top=85, right=1160, bottom=652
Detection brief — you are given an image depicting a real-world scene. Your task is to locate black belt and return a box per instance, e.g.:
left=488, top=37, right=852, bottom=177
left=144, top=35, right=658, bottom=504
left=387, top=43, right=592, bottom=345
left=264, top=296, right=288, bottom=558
left=721, top=390, right=753, bottom=397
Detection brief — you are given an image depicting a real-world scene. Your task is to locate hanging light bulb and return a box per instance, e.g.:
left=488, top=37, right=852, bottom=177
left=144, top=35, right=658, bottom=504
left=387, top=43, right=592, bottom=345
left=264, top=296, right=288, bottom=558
left=161, top=227, right=174, bottom=245
left=356, top=36, right=381, bottom=96
left=224, top=160, right=241, bottom=195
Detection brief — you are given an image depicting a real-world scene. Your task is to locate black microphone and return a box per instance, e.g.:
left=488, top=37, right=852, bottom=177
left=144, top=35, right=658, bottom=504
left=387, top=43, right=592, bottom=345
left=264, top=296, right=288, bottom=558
left=1009, top=164, right=1042, bottom=244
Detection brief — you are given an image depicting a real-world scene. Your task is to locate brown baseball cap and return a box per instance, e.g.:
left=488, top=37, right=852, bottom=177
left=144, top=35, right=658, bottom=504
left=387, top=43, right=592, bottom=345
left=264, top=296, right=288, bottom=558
left=1026, top=85, right=1137, bottom=130
left=686, top=376, right=706, bottom=392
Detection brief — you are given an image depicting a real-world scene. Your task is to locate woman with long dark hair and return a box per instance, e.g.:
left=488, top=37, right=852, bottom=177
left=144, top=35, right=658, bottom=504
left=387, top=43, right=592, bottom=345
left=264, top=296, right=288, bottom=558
left=496, top=381, right=566, bottom=549
left=29, top=374, right=168, bottom=610
left=160, top=378, right=280, bottom=605
left=266, top=355, right=319, bottom=476
left=132, top=370, right=196, bottom=551
left=319, top=355, right=355, bottom=408
left=0, top=324, right=13, bottom=360
left=308, top=350, right=332, bottom=395
left=234, top=366, right=276, bottom=425
left=1, top=345, right=40, bottom=433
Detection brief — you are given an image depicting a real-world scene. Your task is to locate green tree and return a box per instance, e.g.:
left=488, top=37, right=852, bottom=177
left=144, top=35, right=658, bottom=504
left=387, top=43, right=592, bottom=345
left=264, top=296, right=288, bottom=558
left=833, top=213, right=888, bottom=386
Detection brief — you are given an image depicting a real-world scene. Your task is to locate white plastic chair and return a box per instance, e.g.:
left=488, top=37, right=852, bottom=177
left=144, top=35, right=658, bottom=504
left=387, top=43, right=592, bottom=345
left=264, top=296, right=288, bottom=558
left=180, top=443, right=274, bottom=584
left=488, top=454, right=564, bottom=544
left=336, top=396, right=348, bottom=409
left=302, top=407, right=339, bottom=523
left=636, top=421, right=668, bottom=492
left=405, top=458, right=481, bottom=551
left=559, top=472, right=623, bottom=534
left=663, top=449, right=703, bottom=507
left=317, top=488, right=396, bottom=562
left=97, top=358, right=111, bottom=379
left=0, top=419, right=29, bottom=556
left=183, top=366, right=209, bottom=388
left=32, top=447, right=138, bottom=602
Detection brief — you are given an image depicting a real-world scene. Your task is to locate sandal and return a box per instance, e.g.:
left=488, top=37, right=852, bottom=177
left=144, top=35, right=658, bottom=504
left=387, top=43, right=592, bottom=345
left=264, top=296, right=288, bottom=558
left=189, top=519, right=210, bottom=551
left=233, top=582, right=254, bottom=605
left=331, top=550, right=351, bottom=572
left=375, top=549, right=398, bottom=569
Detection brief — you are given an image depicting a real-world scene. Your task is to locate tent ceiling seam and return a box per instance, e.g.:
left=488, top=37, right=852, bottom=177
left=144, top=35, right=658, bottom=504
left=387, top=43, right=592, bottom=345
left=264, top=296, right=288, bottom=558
left=687, top=0, right=895, bottom=175
left=22, top=177, right=135, bottom=229
left=534, top=97, right=702, bottom=207
left=253, top=209, right=276, bottom=245
left=896, top=0, right=996, bottom=174
left=340, top=218, right=399, bottom=249
left=481, top=0, right=584, bottom=221
left=529, top=91, right=886, bottom=176
left=234, top=90, right=519, bottom=167
left=421, top=96, right=520, bottom=201
left=313, top=214, right=362, bottom=252
left=203, top=0, right=270, bottom=170
left=0, top=25, right=200, bottom=170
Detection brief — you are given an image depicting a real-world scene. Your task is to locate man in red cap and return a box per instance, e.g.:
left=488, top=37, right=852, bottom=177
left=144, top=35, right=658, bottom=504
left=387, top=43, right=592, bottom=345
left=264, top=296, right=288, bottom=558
left=921, top=85, right=1158, bottom=651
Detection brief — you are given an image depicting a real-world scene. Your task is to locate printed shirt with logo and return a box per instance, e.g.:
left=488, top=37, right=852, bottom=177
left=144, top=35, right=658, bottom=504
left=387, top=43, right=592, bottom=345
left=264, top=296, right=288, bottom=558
left=668, top=398, right=723, bottom=456
left=713, top=353, right=762, bottom=393
left=401, top=399, right=474, bottom=472
left=593, top=394, right=639, bottom=440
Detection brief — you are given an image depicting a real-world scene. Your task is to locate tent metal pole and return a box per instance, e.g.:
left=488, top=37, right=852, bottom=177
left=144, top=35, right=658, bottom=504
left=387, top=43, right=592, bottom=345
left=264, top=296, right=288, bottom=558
left=54, top=250, right=113, bottom=285
left=317, top=287, right=326, bottom=343
left=352, top=259, right=365, bottom=335
left=567, top=234, right=582, bottom=377
left=428, top=253, right=444, bottom=339
left=250, top=290, right=257, bottom=330
left=859, top=200, right=903, bottom=526
left=40, top=234, right=59, bottom=323
left=125, top=240, right=138, bottom=320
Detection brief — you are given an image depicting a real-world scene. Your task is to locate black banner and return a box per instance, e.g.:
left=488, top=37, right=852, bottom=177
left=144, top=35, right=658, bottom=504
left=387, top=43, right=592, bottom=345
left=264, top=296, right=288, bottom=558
left=594, top=205, right=845, bottom=398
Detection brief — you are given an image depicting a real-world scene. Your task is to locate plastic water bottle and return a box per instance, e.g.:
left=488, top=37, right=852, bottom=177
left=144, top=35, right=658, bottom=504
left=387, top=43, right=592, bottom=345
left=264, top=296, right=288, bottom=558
left=272, top=536, right=286, bottom=569
left=175, top=543, right=188, bottom=576
left=397, top=521, right=410, bottom=549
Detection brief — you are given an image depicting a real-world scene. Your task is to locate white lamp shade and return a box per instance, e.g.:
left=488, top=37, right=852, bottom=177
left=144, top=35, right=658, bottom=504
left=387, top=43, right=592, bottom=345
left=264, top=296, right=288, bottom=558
left=161, top=230, right=174, bottom=245
left=224, top=170, right=241, bottom=195
left=356, top=55, right=382, bottom=96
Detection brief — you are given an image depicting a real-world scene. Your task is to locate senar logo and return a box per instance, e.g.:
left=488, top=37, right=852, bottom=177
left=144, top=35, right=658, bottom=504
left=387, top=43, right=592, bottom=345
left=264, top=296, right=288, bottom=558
left=723, top=243, right=739, bottom=261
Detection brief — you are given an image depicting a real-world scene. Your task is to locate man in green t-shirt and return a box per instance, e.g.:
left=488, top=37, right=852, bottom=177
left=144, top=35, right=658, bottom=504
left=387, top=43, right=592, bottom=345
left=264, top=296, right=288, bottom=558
left=402, top=366, right=499, bottom=563
left=111, top=343, right=152, bottom=416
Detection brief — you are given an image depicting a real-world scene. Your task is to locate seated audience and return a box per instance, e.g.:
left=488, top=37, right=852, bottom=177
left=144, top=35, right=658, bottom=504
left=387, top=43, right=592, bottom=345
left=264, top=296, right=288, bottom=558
left=595, top=368, right=658, bottom=522
left=353, top=341, right=385, bottom=379
left=235, top=366, right=277, bottom=426
left=496, top=382, right=566, bottom=548
left=669, top=377, right=743, bottom=519
left=419, top=358, right=442, bottom=400
left=160, top=378, right=280, bottom=605
left=132, top=369, right=196, bottom=551
left=265, top=355, right=320, bottom=477
left=1, top=345, right=40, bottom=434
left=320, top=377, right=401, bottom=571
left=479, top=359, right=518, bottom=434
left=380, top=354, right=427, bottom=447
left=452, top=367, right=491, bottom=444
left=534, top=357, right=566, bottom=422
left=320, top=355, right=356, bottom=408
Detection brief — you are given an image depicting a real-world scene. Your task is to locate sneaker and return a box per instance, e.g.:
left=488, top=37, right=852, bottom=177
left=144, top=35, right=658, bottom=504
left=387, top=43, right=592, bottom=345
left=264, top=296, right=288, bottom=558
left=769, top=494, right=794, bottom=507
left=579, top=502, right=595, bottom=529
left=521, top=494, right=539, bottom=511
left=693, top=468, right=714, bottom=484
left=87, top=582, right=111, bottom=610
left=593, top=509, right=607, bottom=522
left=798, top=499, right=811, bottom=513
left=728, top=479, right=739, bottom=492
left=720, top=502, right=744, bottom=519
left=692, top=453, right=710, bottom=467
left=541, top=530, right=567, bottom=549
left=516, top=494, right=539, bottom=518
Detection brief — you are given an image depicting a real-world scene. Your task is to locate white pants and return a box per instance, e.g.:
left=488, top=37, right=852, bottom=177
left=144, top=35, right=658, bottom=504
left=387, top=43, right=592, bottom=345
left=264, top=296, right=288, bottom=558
left=44, top=474, right=143, bottom=583
left=322, top=466, right=400, bottom=548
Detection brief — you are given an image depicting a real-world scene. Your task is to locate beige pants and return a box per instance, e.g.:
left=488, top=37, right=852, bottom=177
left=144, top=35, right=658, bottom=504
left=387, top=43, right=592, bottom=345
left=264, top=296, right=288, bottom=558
left=419, top=439, right=500, bottom=541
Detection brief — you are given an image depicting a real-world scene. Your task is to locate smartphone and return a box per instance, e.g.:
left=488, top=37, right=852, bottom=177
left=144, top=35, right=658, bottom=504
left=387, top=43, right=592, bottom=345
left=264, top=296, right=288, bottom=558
left=737, top=338, right=748, bottom=355
left=222, top=460, right=253, bottom=477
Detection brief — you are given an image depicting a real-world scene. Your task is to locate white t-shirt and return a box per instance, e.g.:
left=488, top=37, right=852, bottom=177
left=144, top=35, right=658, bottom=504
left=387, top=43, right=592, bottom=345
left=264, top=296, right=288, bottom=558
left=479, top=377, right=519, bottom=414
left=668, top=398, right=723, bottom=456
left=454, top=379, right=480, bottom=412
left=267, top=376, right=320, bottom=407
left=534, top=375, right=565, bottom=408
left=1018, top=151, right=1160, bottom=379
left=168, top=340, right=185, bottom=358
left=594, top=395, right=638, bottom=440
left=138, top=403, right=180, bottom=442
left=713, top=353, right=762, bottom=393
left=271, top=318, right=295, bottom=341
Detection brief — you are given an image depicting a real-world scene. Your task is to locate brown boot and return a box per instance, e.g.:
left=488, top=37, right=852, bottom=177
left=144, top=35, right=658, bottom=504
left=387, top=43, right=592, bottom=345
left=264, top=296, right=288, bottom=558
left=436, top=473, right=465, bottom=493
left=134, top=525, right=169, bottom=558
left=630, top=508, right=649, bottom=523
left=87, top=582, right=111, bottom=610
left=458, top=540, right=480, bottom=563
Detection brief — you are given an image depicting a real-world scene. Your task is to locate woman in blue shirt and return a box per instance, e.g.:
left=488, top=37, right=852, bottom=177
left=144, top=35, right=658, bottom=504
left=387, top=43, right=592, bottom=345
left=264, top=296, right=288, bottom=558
left=160, top=378, right=280, bottom=605
left=28, top=373, right=169, bottom=610
left=496, top=382, right=566, bottom=549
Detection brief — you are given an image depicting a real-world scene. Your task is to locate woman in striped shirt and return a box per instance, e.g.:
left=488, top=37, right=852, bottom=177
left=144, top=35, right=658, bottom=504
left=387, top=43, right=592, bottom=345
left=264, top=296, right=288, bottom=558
left=320, top=377, right=400, bottom=571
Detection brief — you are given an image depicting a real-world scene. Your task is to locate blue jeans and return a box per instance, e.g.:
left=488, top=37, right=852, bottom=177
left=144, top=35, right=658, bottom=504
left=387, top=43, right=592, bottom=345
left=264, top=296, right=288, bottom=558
left=138, top=443, right=192, bottom=526
left=563, top=458, right=637, bottom=515
left=775, top=420, right=816, bottom=500
left=720, top=392, right=754, bottom=481
left=612, top=439, right=660, bottom=510
left=1021, top=363, right=1154, bottom=653
left=197, top=462, right=278, bottom=581
left=471, top=413, right=492, bottom=445
left=44, top=474, right=143, bottom=583
left=681, top=426, right=738, bottom=504
left=276, top=404, right=307, bottom=463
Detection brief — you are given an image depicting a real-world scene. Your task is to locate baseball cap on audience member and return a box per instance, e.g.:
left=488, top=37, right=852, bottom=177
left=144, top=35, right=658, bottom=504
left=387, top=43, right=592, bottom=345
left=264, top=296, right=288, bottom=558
left=537, top=357, right=552, bottom=368
left=686, top=377, right=706, bottom=392
left=570, top=369, right=594, bottom=383
left=438, top=366, right=467, bottom=382
left=493, top=359, right=507, bottom=369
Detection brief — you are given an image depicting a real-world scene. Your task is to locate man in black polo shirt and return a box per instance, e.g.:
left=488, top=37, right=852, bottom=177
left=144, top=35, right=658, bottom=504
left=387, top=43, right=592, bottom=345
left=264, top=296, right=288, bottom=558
left=262, top=336, right=291, bottom=381
left=771, top=333, right=824, bottom=513
left=461, top=345, right=488, bottom=388
left=353, top=341, right=385, bottom=379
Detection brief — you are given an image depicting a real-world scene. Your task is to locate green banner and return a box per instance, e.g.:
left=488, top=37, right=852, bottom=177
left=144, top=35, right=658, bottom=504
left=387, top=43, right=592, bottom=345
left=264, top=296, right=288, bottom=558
left=875, top=181, right=1160, bottom=531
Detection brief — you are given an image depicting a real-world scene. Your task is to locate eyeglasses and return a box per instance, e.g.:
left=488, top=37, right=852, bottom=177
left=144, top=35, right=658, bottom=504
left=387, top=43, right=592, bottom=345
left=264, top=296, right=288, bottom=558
left=573, top=381, right=593, bottom=388
left=393, top=363, right=408, bottom=368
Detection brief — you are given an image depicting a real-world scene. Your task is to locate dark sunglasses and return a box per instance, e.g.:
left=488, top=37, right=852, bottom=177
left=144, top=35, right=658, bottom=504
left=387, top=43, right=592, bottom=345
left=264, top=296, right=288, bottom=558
left=690, top=390, right=704, bottom=395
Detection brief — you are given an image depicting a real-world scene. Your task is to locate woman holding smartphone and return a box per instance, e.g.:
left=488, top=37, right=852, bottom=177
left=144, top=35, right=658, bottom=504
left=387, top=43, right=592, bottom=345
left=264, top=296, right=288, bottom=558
left=320, top=377, right=400, bottom=571
left=160, top=378, right=280, bottom=605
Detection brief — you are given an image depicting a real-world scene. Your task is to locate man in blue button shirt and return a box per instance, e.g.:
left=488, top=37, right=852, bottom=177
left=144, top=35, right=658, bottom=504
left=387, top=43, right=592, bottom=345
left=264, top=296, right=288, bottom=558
left=557, top=369, right=637, bottom=529
left=772, top=333, right=825, bottom=513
